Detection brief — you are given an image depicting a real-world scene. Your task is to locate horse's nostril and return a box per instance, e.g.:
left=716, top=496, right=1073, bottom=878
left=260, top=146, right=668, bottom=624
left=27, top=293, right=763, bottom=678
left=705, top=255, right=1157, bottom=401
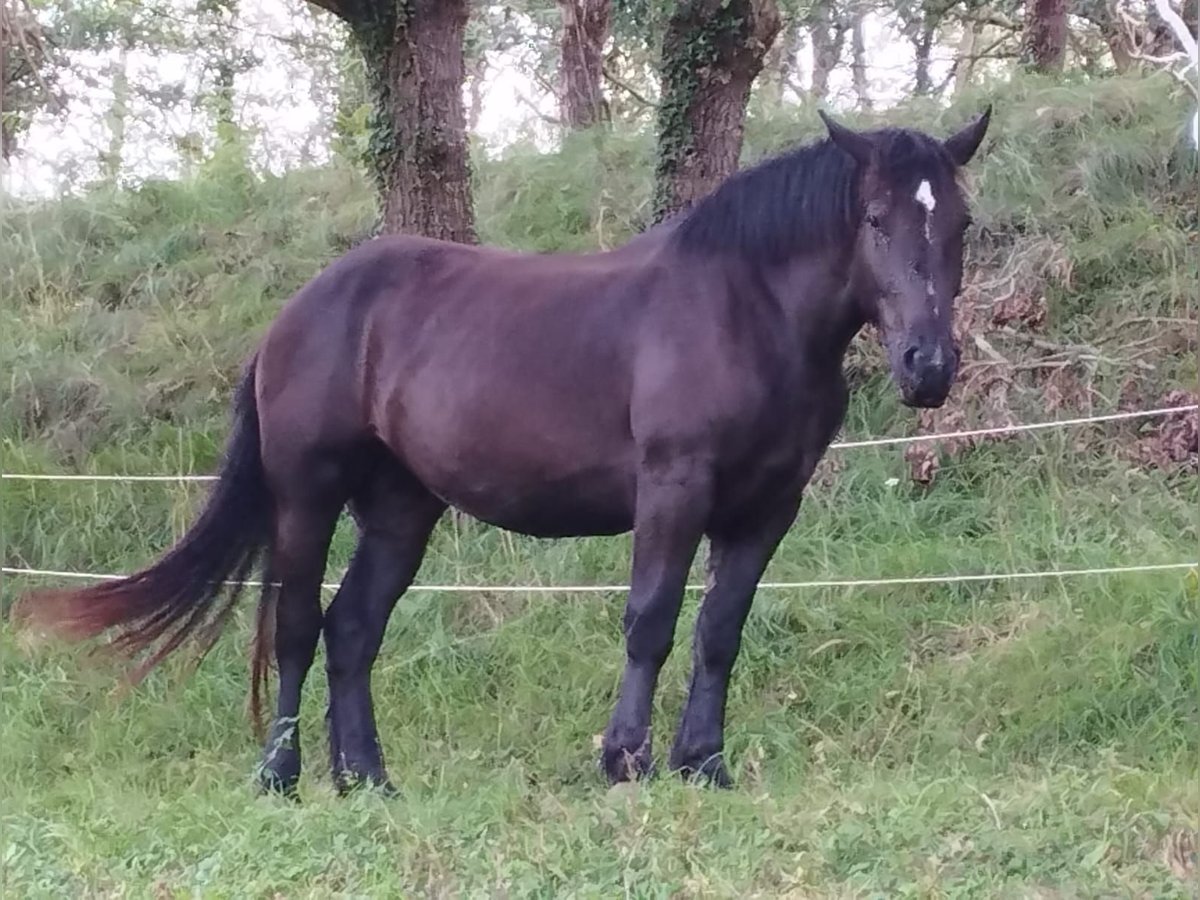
left=902, top=346, right=921, bottom=372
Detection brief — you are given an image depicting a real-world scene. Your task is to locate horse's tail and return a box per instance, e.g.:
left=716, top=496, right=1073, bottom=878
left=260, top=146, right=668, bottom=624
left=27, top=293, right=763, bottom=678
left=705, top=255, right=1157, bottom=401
left=13, top=356, right=276, bottom=732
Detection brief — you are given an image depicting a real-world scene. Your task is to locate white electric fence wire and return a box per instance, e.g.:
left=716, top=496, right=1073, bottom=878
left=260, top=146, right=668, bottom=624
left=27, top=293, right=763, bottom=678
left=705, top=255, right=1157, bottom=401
left=3, top=405, right=1195, bottom=593
left=1, top=405, right=1194, bottom=483
left=3, top=562, right=1195, bottom=594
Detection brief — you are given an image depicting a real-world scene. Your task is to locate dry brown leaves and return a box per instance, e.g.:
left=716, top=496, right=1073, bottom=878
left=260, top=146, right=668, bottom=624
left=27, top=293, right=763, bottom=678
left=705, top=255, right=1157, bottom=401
left=447, top=591, right=531, bottom=637
left=894, top=227, right=1197, bottom=485
left=1160, top=828, right=1197, bottom=882
left=905, top=442, right=941, bottom=485
left=970, top=234, right=1070, bottom=330
left=1039, top=365, right=1092, bottom=413
left=910, top=606, right=1042, bottom=664
left=829, top=229, right=1185, bottom=486
left=900, top=238, right=1069, bottom=484
left=1125, top=389, right=1199, bottom=473
left=903, top=368, right=1022, bottom=485
left=991, top=289, right=1048, bottom=330
left=810, top=452, right=845, bottom=490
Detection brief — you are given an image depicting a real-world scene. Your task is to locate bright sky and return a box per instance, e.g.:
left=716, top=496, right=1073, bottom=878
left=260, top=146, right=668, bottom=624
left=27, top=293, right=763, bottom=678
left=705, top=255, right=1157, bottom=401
left=6, top=0, right=958, bottom=197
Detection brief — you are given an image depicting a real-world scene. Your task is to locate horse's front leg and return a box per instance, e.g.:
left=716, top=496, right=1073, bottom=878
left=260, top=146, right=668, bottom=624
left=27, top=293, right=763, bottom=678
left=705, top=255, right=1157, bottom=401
left=669, top=497, right=801, bottom=787
left=601, top=463, right=710, bottom=784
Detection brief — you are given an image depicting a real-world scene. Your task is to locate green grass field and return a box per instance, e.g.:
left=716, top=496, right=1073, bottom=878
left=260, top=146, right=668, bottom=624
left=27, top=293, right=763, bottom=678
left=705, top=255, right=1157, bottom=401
left=2, top=75, right=1197, bottom=896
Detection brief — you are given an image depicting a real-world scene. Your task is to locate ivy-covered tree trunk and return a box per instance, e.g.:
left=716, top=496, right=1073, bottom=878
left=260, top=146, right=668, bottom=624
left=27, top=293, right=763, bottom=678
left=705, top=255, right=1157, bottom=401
left=653, top=0, right=781, bottom=221
left=309, top=0, right=476, bottom=242
left=1019, top=0, right=1068, bottom=73
left=558, top=0, right=610, bottom=129
left=212, top=57, right=237, bottom=134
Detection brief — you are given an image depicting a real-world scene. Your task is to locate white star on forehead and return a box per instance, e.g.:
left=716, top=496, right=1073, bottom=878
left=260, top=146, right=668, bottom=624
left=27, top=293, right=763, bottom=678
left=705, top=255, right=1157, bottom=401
left=915, top=179, right=938, bottom=308
left=915, top=180, right=936, bottom=212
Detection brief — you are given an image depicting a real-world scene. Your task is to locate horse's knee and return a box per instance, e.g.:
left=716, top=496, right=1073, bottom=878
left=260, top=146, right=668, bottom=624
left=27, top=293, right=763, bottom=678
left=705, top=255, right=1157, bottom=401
left=622, top=592, right=681, bottom=667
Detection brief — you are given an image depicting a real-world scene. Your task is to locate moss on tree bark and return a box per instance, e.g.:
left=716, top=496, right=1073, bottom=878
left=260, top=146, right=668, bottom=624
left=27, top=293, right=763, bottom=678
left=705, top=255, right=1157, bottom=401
left=312, top=0, right=476, bottom=242
left=653, top=0, right=781, bottom=222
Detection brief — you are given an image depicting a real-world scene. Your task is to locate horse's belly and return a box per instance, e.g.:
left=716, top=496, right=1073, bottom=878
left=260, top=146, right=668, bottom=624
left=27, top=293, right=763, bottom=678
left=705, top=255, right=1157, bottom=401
left=389, top=406, right=638, bottom=538
left=424, top=462, right=636, bottom=537
left=464, top=468, right=637, bottom=537
left=373, top=325, right=640, bottom=537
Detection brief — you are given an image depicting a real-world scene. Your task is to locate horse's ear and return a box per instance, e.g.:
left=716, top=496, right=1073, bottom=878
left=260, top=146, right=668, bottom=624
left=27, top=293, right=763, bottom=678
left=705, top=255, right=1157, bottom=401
left=943, top=104, right=992, bottom=167
left=818, top=110, right=873, bottom=166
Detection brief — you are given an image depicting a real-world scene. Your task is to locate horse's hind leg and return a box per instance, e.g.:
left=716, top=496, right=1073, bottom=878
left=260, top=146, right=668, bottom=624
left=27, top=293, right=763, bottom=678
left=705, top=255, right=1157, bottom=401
left=323, top=461, right=445, bottom=794
left=258, top=494, right=343, bottom=795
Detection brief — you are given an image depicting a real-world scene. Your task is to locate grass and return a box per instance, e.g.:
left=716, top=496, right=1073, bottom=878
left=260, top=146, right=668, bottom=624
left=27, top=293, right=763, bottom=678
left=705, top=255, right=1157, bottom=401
left=1, top=73, right=1198, bottom=896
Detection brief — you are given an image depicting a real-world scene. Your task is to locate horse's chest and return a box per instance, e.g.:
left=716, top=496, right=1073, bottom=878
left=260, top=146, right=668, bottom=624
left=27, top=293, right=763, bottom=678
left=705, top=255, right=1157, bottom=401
left=719, top=429, right=807, bottom=503
left=715, top=382, right=847, bottom=518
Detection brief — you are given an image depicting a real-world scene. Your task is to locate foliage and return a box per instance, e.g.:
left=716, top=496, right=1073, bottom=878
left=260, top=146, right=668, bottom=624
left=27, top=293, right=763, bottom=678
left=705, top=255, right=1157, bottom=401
left=344, top=6, right=400, bottom=224
left=1, top=0, right=66, bottom=161
left=476, top=127, right=656, bottom=248
left=1, top=75, right=1197, bottom=895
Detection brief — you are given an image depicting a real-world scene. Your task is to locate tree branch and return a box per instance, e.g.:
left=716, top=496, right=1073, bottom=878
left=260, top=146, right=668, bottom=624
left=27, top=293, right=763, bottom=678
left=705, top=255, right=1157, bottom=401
left=974, top=10, right=1021, bottom=30
left=303, top=0, right=366, bottom=26
left=1150, top=0, right=1197, bottom=65
left=603, top=66, right=656, bottom=108
left=514, top=89, right=561, bottom=126
left=5, top=0, right=64, bottom=114
left=1118, top=0, right=1198, bottom=97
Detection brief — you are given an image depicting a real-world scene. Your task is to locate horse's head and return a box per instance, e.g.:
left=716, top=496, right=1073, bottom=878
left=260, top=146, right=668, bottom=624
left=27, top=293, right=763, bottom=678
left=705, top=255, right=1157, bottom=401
left=819, top=108, right=991, bottom=409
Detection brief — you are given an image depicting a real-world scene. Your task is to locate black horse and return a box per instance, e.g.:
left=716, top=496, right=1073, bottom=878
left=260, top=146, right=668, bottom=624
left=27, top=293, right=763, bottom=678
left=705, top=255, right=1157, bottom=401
left=17, top=108, right=992, bottom=793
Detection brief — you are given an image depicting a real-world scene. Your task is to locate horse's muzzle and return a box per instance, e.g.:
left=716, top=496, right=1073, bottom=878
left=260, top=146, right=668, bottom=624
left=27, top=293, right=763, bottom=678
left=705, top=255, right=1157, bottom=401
left=897, top=339, right=958, bottom=408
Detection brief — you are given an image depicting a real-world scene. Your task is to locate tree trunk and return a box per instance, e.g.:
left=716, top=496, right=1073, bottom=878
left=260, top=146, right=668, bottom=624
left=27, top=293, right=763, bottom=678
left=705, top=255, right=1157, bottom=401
left=100, top=45, right=130, bottom=182
left=317, top=0, right=476, bottom=242
left=953, top=16, right=979, bottom=92
left=807, top=0, right=846, bottom=103
left=1075, top=0, right=1134, bottom=72
left=653, top=0, right=781, bottom=221
left=912, top=15, right=936, bottom=94
left=1186, top=0, right=1200, bottom=42
left=558, top=0, right=610, bottom=129
left=850, top=10, right=871, bottom=110
left=212, top=55, right=238, bottom=143
left=1020, top=0, right=1068, bottom=72
left=1104, top=30, right=1134, bottom=72
left=761, top=16, right=802, bottom=106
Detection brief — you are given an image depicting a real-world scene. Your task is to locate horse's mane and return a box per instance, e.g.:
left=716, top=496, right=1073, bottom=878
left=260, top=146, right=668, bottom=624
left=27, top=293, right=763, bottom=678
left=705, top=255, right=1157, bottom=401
left=670, top=127, right=955, bottom=263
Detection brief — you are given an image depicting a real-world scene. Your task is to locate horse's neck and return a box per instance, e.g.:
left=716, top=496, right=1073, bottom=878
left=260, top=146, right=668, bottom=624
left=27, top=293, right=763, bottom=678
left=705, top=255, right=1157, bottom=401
left=763, top=249, right=866, bottom=367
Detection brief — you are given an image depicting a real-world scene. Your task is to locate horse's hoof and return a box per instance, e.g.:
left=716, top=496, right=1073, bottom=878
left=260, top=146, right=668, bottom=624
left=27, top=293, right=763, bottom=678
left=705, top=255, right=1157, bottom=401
left=601, top=738, right=656, bottom=785
left=670, top=750, right=734, bottom=789
left=257, top=763, right=301, bottom=799
left=334, top=769, right=398, bottom=798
